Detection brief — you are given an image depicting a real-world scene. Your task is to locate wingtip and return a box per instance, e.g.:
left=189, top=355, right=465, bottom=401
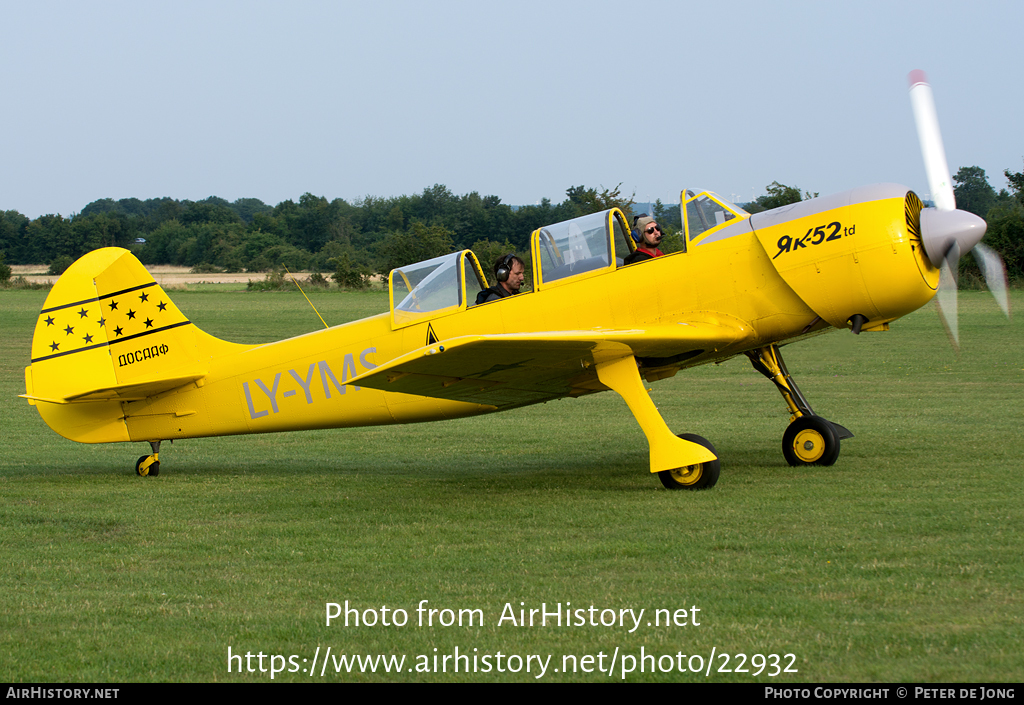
left=908, top=69, right=929, bottom=89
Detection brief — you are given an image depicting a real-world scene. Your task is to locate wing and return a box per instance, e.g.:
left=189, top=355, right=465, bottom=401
left=346, top=318, right=755, bottom=409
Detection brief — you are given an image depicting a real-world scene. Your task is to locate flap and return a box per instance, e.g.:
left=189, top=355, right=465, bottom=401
left=345, top=320, right=752, bottom=408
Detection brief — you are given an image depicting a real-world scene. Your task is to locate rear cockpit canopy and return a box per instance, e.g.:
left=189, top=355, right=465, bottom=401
left=389, top=250, right=487, bottom=329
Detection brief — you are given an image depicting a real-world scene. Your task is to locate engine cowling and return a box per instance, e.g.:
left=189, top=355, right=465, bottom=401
left=750, top=183, right=939, bottom=331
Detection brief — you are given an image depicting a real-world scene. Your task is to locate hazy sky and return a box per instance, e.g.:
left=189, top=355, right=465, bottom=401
left=2, top=0, right=1021, bottom=218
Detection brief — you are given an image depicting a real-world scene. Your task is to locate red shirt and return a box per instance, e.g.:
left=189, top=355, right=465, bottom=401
left=637, top=247, right=663, bottom=258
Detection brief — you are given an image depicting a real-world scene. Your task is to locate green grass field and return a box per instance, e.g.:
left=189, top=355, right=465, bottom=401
left=1, top=288, right=1021, bottom=682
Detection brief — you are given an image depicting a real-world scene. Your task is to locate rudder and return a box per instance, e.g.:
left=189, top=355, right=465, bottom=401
left=25, top=248, right=205, bottom=443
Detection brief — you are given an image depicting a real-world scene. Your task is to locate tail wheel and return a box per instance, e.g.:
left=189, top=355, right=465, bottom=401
left=135, top=455, right=159, bottom=477
left=658, top=434, right=720, bottom=490
left=783, top=416, right=840, bottom=467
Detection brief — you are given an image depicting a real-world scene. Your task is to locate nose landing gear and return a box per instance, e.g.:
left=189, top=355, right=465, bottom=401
left=746, top=344, right=852, bottom=467
left=782, top=415, right=840, bottom=466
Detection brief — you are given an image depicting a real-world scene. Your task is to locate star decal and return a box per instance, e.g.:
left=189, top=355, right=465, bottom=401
left=78, top=307, right=89, bottom=318
left=144, top=318, right=154, bottom=328
left=109, top=300, right=118, bottom=311
left=97, top=317, right=105, bottom=327
left=64, top=324, right=75, bottom=336
left=44, top=316, right=55, bottom=326
left=50, top=341, right=60, bottom=352
left=114, top=326, right=123, bottom=337
left=157, top=301, right=167, bottom=312
left=83, top=333, right=93, bottom=344
left=139, top=291, right=149, bottom=302
left=126, top=309, right=136, bottom=320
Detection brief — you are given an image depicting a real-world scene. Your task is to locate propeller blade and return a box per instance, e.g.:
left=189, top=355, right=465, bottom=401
left=935, top=240, right=961, bottom=350
left=973, top=242, right=1011, bottom=319
left=909, top=71, right=1010, bottom=349
left=908, top=70, right=956, bottom=211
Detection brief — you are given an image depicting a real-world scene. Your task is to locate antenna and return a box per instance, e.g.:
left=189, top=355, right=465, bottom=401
left=283, top=266, right=329, bottom=329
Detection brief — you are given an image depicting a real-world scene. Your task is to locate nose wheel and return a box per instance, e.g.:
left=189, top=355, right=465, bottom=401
left=746, top=344, right=852, bottom=467
left=782, top=416, right=839, bottom=466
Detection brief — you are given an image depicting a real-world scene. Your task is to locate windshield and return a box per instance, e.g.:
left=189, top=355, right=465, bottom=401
left=684, top=191, right=749, bottom=241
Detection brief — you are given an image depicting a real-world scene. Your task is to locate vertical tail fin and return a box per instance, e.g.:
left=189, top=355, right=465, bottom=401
left=25, top=248, right=207, bottom=443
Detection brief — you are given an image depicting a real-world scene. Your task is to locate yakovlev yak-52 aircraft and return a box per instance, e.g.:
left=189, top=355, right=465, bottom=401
left=22, top=72, right=1009, bottom=489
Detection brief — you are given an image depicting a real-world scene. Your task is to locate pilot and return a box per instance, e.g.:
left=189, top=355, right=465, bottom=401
left=624, top=214, right=664, bottom=264
left=476, top=254, right=526, bottom=304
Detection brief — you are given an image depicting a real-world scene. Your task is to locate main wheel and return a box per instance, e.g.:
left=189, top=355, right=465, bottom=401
left=658, top=434, right=721, bottom=490
left=135, top=455, right=160, bottom=477
left=782, top=416, right=840, bottom=467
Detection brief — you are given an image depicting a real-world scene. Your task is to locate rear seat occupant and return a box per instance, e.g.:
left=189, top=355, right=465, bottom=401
left=476, top=254, right=525, bottom=304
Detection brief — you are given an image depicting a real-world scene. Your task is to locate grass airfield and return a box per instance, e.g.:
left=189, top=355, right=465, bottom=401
left=1, top=288, right=1021, bottom=682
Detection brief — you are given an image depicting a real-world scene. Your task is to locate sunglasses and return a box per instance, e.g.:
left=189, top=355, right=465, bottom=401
left=645, top=225, right=662, bottom=234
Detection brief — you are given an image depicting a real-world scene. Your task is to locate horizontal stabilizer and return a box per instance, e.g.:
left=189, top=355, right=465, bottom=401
left=24, top=248, right=242, bottom=443
left=22, top=373, right=206, bottom=404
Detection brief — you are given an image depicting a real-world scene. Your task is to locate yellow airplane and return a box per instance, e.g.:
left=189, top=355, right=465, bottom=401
left=21, top=72, right=1009, bottom=489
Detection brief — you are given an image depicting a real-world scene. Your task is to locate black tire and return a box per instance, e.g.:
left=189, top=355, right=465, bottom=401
left=135, top=455, right=159, bottom=477
left=658, top=434, right=720, bottom=490
left=782, top=416, right=840, bottom=467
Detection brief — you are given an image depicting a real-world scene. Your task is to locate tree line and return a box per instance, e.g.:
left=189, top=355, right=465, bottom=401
left=2, top=168, right=1022, bottom=288
left=0, top=184, right=635, bottom=287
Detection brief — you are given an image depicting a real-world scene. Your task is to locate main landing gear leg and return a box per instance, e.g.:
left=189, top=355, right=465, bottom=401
left=135, top=440, right=161, bottom=477
left=595, top=355, right=720, bottom=490
left=745, top=344, right=853, bottom=467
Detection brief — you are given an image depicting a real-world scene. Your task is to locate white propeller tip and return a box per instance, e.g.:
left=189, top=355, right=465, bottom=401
left=908, top=69, right=929, bottom=88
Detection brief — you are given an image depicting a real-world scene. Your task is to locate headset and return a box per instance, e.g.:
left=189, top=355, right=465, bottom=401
left=495, top=253, right=516, bottom=282
left=631, top=213, right=649, bottom=243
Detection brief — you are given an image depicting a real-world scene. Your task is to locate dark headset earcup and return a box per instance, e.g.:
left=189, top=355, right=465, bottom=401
left=495, top=253, right=513, bottom=282
left=631, top=213, right=648, bottom=244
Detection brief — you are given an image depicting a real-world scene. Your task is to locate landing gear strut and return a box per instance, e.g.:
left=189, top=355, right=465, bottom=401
left=745, top=344, right=853, bottom=467
left=135, top=440, right=161, bottom=477
left=594, top=355, right=720, bottom=490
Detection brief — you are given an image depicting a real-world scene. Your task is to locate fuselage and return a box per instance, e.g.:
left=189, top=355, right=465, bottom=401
left=27, top=184, right=938, bottom=446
